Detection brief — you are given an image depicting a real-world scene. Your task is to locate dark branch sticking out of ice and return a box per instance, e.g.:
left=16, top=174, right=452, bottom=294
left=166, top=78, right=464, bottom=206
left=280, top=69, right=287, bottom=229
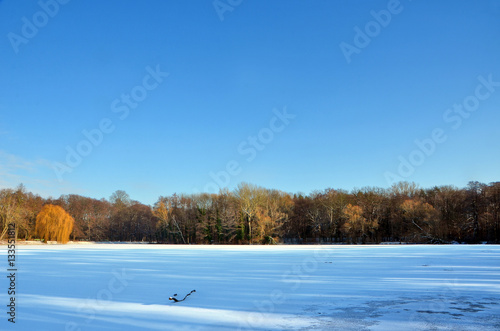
left=169, top=290, right=196, bottom=303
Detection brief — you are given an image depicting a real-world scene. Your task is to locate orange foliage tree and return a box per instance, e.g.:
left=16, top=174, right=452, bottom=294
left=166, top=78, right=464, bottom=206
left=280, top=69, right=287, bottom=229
left=36, top=204, right=74, bottom=244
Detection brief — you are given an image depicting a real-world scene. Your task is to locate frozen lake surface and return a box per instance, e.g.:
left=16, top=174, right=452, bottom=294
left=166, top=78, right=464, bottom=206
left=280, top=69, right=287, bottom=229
left=1, top=244, right=499, bottom=330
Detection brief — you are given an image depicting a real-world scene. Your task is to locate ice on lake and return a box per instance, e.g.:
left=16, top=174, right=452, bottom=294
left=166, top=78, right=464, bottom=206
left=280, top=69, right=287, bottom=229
left=1, top=244, right=499, bottom=330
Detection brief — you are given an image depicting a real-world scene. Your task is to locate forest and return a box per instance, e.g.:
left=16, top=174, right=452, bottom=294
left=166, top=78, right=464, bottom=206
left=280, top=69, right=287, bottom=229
left=0, top=181, right=499, bottom=244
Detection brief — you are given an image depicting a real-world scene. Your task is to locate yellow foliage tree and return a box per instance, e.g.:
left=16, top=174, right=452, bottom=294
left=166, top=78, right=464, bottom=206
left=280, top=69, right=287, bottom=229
left=153, top=200, right=185, bottom=244
left=401, top=199, right=438, bottom=240
left=342, top=204, right=379, bottom=243
left=342, top=204, right=365, bottom=239
left=36, top=204, right=74, bottom=244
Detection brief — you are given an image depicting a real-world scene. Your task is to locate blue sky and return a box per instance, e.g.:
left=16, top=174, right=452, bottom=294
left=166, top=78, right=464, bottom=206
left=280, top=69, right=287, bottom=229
left=1, top=0, right=499, bottom=205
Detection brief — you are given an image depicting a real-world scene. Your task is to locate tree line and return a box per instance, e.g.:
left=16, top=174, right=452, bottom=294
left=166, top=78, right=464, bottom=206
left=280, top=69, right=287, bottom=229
left=1, top=181, right=499, bottom=244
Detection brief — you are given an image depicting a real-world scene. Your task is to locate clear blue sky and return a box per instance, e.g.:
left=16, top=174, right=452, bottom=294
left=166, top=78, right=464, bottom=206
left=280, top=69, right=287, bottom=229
left=1, top=0, right=499, bottom=205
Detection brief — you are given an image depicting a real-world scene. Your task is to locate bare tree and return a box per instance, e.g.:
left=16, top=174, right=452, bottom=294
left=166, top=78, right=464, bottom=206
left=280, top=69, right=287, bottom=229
left=234, top=183, right=266, bottom=243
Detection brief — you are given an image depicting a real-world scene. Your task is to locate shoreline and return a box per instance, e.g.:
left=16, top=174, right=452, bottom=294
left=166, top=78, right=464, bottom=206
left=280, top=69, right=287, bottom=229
left=0, top=240, right=494, bottom=247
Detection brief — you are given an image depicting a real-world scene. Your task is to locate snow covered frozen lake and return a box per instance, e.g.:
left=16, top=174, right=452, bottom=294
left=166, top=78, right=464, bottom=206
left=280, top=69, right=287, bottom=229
left=1, top=244, right=499, bottom=330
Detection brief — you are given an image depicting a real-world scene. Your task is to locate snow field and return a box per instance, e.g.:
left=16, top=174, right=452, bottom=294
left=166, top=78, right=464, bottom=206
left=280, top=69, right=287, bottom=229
left=1, top=244, right=499, bottom=330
